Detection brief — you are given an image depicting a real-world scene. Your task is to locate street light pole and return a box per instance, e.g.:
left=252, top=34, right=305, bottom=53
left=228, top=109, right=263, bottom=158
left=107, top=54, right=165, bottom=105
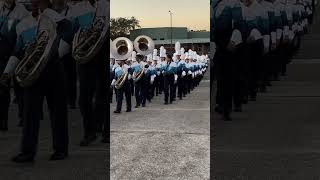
left=169, top=10, right=173, bottom=50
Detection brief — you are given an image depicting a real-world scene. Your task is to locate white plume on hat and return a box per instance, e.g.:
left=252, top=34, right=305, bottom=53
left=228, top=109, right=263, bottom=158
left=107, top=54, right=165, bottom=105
left=147, top=54, right=153, bottom=62
left=181, top=52, right=186, bottom=60
left=180, top=47, right=185, bottom=55
left=175, top=42, right=181, bottom=55
left=160, top=46, right=166, bottom=58
left=173, top=53, right=177, bottom=61
left=110, top=39, right=114, bottom=59
left=131, top=51, right=137, bottom=62
left=153, top=49, right=158, bottom=60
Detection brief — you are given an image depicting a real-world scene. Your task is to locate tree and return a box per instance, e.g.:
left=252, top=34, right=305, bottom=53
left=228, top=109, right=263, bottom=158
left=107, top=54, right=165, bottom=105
left=110, top=17, right=141, bottom=39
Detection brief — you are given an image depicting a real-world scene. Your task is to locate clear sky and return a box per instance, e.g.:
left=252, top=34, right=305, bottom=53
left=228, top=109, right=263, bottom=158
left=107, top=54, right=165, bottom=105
left=111, top=0, right=210, bottom=31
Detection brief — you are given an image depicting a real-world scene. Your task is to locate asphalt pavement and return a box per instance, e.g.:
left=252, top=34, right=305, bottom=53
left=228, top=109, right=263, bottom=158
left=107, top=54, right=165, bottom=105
left=110, top=71, right=210, bottom=179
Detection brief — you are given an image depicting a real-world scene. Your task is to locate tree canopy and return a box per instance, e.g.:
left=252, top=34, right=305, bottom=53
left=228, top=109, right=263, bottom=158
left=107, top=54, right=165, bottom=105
left=110, top=17, right=141, bottom=40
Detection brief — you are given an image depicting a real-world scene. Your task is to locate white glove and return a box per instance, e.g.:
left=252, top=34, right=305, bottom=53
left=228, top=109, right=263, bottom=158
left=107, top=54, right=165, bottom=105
left=192, top=73, right=195, bottom=79
left=174, top=74, right=178, bottom=84
left=248, top=28, right=262, bottom=42
left=230, top=29, right=242, bottom=45
left=128, top=74, right=132, bottom=80
left=162, top=70, right=165, bottom=74
left=289, top=30, right=294, bottom=41
left=58, top=40, right=71, bottom=58
left=182, top=71, right=186, bottom=77
left=111, top=79, right=116, bottom=86
left=188, top=70, right=192, bottom=75
left=298, top=24, right=303, bottom=32
left=276, top=29, right=283, bottom=40
left=3, top=56, right=20, bottom=75
left=263, top=35, right=270, bottom=54
left=157, top=71, right=160, bottom=76
left=150, top=75, right=156, bottom=84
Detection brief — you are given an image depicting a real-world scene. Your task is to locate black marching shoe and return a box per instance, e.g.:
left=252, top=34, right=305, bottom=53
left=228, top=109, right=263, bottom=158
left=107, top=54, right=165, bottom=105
left=214, top=106, right=223, bottom=114
left=259, top=87, right=267, bottom=93
left=234, top=106, right=242, bottom=112
left=126, top=109, right=131, bottom=112
left=249, top=96, right=256, bottom=101
left=114, top=110, right=121, bottom=114
left=11, top=153, right=34, bottom=163
left=223, top=113, right=232, bottom=121
left=135, top=105, right=140, bottom=108
left=164, top=102, right=168, bottom=105
left=49, top=152, right=68, bottom=161
left=101, top=136, right=109, bottom=143
left=80, top=135, right=97, bottom=146
left=142, top=104, right=146, bottom=107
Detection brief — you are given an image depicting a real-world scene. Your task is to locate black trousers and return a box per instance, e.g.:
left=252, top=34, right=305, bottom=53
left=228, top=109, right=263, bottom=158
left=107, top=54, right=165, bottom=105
left=164, top=74, right=175, bottom=103
left=135, top=80, right=142, bottom=106
left=21, top=62, right=68, bottom=156
left=246, top=40, right=263, bottom=99
left=130, top=79, right=134, bottom=96
left=135, top=76, right=148, bottom=106
left=109, top=83, right=113, bottom=103
left=215, top=46, right=243, bottom=113
left=115, top=79, right=132, bottom=112
left=177, top=76, right=185, bottom=99
left=78, top=58, right=107, bottom=138
left=0, top=59, right=10, bottom=130
left=159, top=74, right=164, bottom=94
left=62, top=53, right=77, bottom=106
left=13, top=79, right=24, bottom=125
left=0, top=88, right=10, bottom=130
left=186, top=74, right=192, bottom=93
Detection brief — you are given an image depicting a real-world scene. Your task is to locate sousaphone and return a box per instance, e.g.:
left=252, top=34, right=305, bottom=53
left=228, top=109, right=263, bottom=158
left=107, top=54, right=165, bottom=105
left=72, top=1, right=108, bottom=64
left=132, top=35, right=154, bottom=82
left=111, top=37, right=133, bottom=89
left=15, top=14, right=58, bottom=87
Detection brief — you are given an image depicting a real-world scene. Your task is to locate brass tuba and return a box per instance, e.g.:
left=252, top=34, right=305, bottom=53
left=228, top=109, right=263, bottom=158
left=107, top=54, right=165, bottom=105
left=111, top=37, right=133, bottom=89
left=15, top=14, right=58, bottom=87
left=133, top=35, right=155, bottom=56
left=114, top=70, right=128, bottom=90
left=72, top=2, right=108, bottom=64
left=132, top=35, right=154, bottom=82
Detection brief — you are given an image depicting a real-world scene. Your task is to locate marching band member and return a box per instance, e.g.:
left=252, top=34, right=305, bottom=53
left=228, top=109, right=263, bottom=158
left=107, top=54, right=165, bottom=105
left=135, top=53, right=148, bottom=107
left=149, top=51, right=158, bottom=100
left=146, top=54, right=153, bottom=102
left=132, top=53, right=143, bottom=107
left=0, top=0, right=72, bottom=162
left=158, top=46, right=166, bottom=95
left=163, top=54, right=177, bottom=105
left=185, top=53, right=192, bottom=94
left=129, top=51, right=136, bottom=96
left=110, top=52, right=116, bottom=103
left=213, top=0, right=243, bottom=120
left=154, top=55, right=161, bottom=96
left=74, top=0, right=108, bottom=146
left=241, top=0, right=266, bottom=102
left=52, top=0, right=78, bottom=109
left=177, top=47, right=187, bottom=99
left=112, top=58, right=132, bottom=113
left=0, top=0, right=28, bottom=131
